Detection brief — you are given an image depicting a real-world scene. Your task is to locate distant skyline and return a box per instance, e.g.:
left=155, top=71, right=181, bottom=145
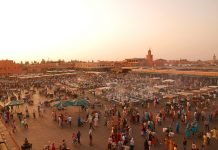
left=0, top=0, right=218, bottom=62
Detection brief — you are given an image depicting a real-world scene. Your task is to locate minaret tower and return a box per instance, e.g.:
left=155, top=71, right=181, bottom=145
left=146, top=49, right=153, bottom=66
left=213, top=54, right=216, bottom=62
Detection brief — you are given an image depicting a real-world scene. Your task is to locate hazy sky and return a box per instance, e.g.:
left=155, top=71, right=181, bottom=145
left=0, top=0, right=218, bottom=62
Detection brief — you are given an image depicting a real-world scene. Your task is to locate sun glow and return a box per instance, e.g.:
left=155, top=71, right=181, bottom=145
left=0, top=0, right=217, bottom=62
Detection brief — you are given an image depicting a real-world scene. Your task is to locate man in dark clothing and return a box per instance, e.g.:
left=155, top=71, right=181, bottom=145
left=21, top=138, right=32, bottom=150
left=77, top=130, right=81, bottom=144
left=183, top=137, right=187, bottom=150
left=144, top=139, right=149, bottom=150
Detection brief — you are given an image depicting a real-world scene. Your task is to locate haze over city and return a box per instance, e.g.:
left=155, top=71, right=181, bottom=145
left=0, top=0, right=218, bottom=62
left=1, top=1, right=218, bottom=150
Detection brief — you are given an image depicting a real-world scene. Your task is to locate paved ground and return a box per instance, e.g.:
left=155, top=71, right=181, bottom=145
left=0, top=119, right=20, bottom=150
left=1, top=90, right=218, bottom=150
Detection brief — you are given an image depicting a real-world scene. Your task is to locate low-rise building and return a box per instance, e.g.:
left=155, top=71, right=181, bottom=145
left=154, top=59, right=167, bottom=67
left=74, top=61, right=115, bottom=70
left=23, top=61, right=74, bottom=73
left=0, top=60, right=22, bottom=76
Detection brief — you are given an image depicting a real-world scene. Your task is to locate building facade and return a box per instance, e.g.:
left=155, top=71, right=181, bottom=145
left=0, top=60, right=22, bottom=76
left=154, top=59, right=167, bottom=67
left=123, top=58, right=146, bottom=67
left=74, top=61, right=115, bottom=70
left=23, top=61, right=75, bottom=73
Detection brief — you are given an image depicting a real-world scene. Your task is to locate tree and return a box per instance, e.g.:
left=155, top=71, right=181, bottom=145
left=25, top=61, right=29, bottom=65
left=41, top=59, right=46, bottom=64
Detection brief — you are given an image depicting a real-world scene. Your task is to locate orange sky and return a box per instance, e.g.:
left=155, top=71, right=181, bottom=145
left=0, top=0, right=217, bottom=62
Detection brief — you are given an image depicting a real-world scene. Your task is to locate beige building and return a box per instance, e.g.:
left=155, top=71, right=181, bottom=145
left=74, top=61, right=115, bottom=70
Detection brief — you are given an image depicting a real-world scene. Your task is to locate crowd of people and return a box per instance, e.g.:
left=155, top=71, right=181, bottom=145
left=0, top=72, right=218, bottom=149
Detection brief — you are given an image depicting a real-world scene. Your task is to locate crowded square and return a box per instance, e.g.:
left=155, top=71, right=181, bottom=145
left=0, top=1, right=218, bottom=149
left=0, top=71, right=218, bottom=150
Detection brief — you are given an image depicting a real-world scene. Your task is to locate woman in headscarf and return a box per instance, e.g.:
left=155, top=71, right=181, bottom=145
left=176, top=122, right=180, bottom=134
left=185, top=128, right=191, bottom=139
left=192, top=122, right=198, bottom=136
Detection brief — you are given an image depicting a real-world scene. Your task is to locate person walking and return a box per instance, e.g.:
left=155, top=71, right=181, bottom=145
left=25, top=107, right=30, bottom=118
left=67, top=116, right=72, bottom=127
left=77, top=130, right=81, bottom=144
left=203, top=133, right=207, bottom=147
left=38, top=105, right=41, bottom=117
left=191, top=142, right=197, bottom=150
left=144, top=139, right=149, bottom=150
left=24, top=117, right=28, bottom=129
left=206, top=131, right=211, bottom=145
left=61, top=140, right=67, bottom=150
left=94, top=117, right=98, bottom=127
left=212, top=127, right=218, bottom=140
left=176, top=122, right=180, bottom=134
left=12, top=119, right=16, bottom=133
left=58, top=116, right=62, bottom=127
left=51, top=143, right=56, bottom=150
left=130, top=138, right=135, bottom=150
left=33, top=109, right=36, bottom=119
left=183, top=138, right=187, bottom=150
left=89, top=128, right=93, bottom=146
